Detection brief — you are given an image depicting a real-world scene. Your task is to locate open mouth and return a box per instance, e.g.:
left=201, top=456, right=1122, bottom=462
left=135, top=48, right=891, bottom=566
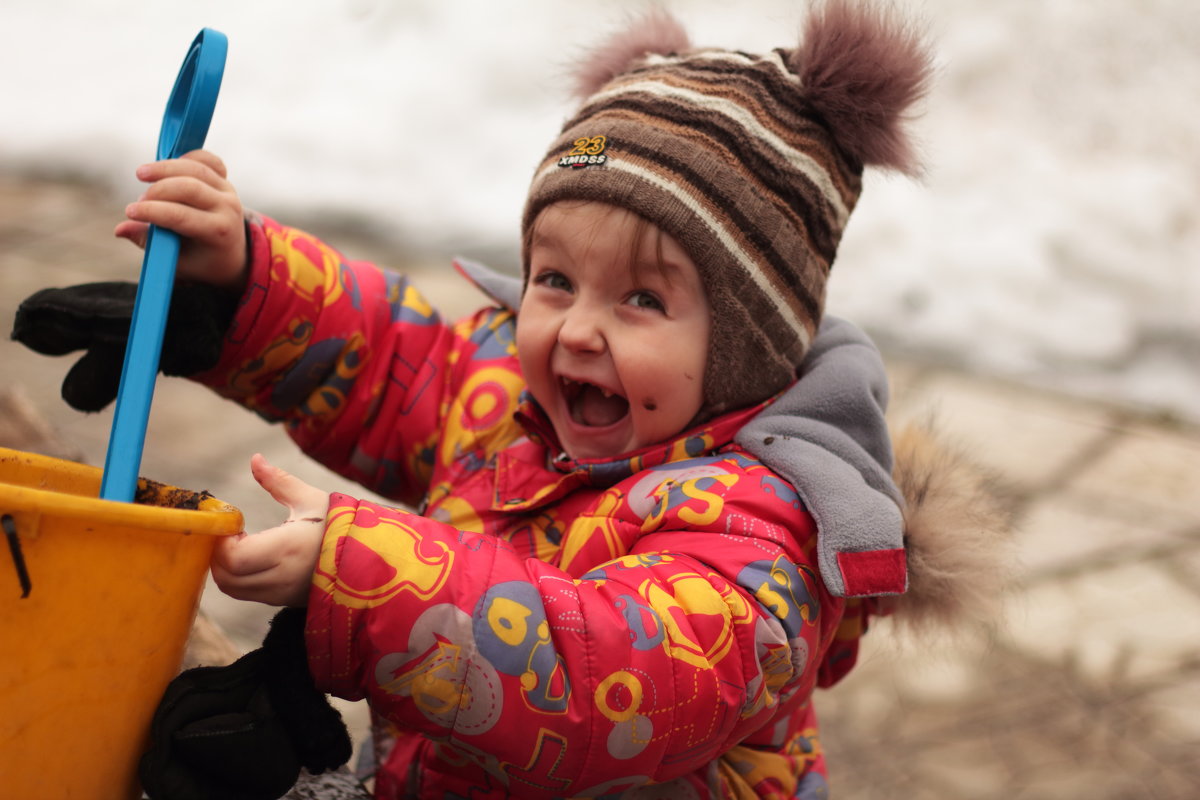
left=561, top=377, right=630, bottom=428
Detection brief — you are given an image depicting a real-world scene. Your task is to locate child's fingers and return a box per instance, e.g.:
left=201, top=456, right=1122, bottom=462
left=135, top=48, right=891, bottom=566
left=180, top=149, right=228, bottom=179
left=210, top=560, right=300, bottom=606
left=212, top=529, right=281, bottom=577
left=140, top=172, right=224, bottom=205
left=113, top=219, right=150, bottom=248
left=251, top=453, right=294, bottom=508
left=135, top=176, right=238, bottom=228
left=124, top=198, right=238, bottom=245
left=135, top=154, right=231, bottom=192
left=210, top=457, right=329, bottom=608
left=250, top=454, right=327, bottom=514
left=123, top=178, right=235, bottom=239
left=211, top=526, right=315, bottom=607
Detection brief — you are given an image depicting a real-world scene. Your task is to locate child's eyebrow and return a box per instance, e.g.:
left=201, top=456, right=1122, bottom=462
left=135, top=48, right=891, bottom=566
left=630, top=254, right=685, bottom=286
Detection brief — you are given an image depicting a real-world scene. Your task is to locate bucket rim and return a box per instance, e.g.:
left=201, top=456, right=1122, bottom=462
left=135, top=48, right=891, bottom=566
left=0, top=447, right=242, bottom=537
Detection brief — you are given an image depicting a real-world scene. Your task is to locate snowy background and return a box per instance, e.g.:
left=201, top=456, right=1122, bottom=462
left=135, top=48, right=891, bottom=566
left=2, top=0, right=1197, bottom=423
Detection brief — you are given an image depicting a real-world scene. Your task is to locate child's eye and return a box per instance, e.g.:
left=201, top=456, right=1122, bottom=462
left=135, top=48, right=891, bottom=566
left=627, top=291, right=665, bottom=312
left=533, top=270, right=572, bottom=292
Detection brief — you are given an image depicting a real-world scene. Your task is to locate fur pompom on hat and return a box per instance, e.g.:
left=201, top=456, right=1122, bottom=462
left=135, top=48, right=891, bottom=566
left=523, top=0, right=933, bottom=417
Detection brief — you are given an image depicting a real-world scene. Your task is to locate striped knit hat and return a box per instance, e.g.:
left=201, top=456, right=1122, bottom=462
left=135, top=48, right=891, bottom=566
left=522, top=0, right=932, bottom=418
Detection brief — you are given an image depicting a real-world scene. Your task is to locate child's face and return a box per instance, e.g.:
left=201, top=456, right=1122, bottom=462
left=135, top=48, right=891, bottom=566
left=517, top=202, right=710, bottom=461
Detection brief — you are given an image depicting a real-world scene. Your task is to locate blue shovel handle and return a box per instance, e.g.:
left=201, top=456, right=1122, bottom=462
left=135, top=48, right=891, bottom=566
left=99, top=28, right=227, bottom=502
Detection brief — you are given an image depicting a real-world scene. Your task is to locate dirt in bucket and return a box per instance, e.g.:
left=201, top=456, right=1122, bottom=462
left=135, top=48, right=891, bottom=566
left=133, top=477, right=215, bottom=510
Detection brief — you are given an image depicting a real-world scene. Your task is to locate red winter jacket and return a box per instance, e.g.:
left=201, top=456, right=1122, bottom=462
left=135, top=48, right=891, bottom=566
left=195, top=216, right=872, bottom=799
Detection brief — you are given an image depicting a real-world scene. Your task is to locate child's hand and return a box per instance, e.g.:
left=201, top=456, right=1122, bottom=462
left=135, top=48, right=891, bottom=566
left=114, top=149, right=247, bottom=289
left=211, top=454, right=330, bottom=607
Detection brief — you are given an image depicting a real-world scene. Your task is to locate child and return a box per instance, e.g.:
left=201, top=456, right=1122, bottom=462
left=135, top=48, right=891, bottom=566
left=111, top=3, right=938, bottom=797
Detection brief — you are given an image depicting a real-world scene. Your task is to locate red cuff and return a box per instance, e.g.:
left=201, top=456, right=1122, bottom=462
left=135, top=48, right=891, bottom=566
left=836, top=548, right=907, bottom=597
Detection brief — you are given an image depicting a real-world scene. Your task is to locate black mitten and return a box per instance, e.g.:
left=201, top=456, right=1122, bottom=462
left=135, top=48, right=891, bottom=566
left=261, top=607, right=354, bottom=774
left=11, top=280, right=239, bottom=412
left=139, top=609, right=352, bottom=800
left=139, top=648, right=301, bottom=800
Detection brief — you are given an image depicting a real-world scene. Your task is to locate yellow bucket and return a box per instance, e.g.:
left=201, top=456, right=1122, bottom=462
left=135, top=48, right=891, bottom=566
left=0, top=446, right=243, bottom=799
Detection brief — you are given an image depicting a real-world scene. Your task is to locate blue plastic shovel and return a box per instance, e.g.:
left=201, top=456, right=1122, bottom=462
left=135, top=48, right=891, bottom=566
left=99, top=29, right=227, bottom=502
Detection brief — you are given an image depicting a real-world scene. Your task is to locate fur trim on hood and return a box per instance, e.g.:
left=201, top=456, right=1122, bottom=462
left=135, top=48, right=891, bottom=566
left=881, top=422, right=1015, bottom=633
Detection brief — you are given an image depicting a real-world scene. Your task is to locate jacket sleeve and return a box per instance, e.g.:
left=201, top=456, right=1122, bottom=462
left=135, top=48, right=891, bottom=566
left=304, top=462, right=839, bottom=795
left=190, top=215, right=502, bottom=504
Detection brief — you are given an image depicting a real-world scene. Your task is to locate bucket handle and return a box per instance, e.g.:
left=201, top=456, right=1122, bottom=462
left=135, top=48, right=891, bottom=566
left=3, top=514, right=32, bottom=598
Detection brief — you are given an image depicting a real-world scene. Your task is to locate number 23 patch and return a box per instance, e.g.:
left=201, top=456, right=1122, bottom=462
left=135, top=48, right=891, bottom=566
left=557, top=135, right=608, bottom=168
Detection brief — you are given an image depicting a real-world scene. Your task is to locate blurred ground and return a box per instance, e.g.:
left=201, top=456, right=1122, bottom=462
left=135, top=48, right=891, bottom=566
left=2, top=174, right=1198, bottom=799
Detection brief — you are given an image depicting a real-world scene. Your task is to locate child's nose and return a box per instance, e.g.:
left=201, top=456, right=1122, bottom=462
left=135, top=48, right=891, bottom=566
left=557, top=304, right=606, bottom=354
